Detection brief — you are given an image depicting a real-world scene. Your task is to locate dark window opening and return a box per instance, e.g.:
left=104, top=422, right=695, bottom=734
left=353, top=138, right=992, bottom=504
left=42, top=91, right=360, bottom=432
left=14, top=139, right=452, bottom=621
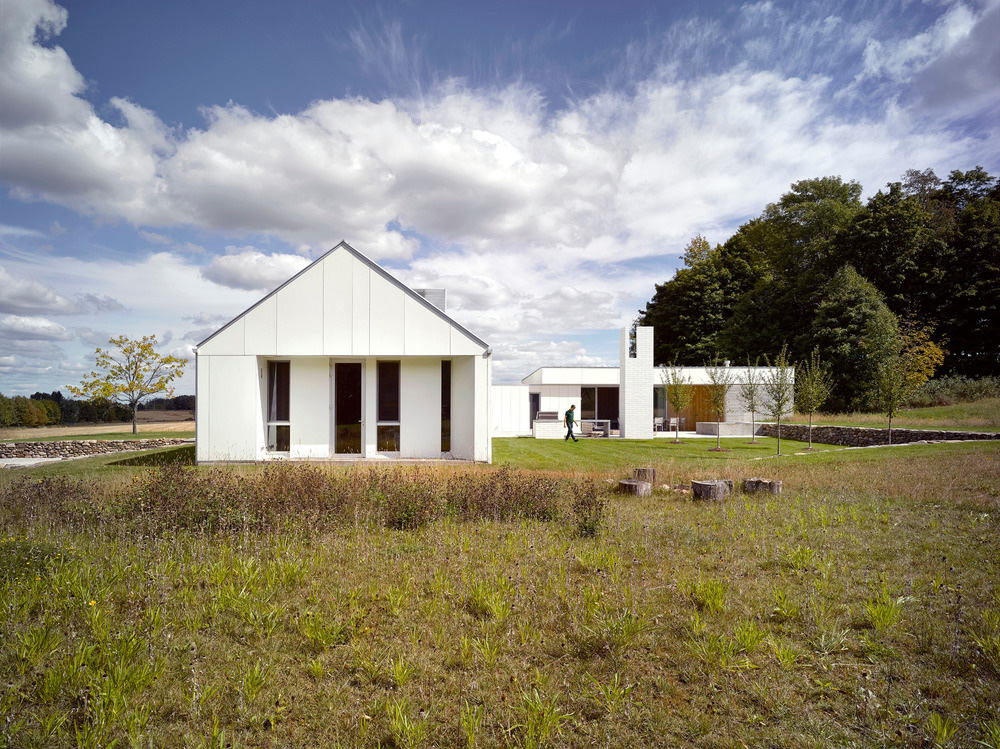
left=377, top=361, right=400, bottom=452
left=266, top=361, right=290, bottom=451
left=267, top=361, right=290, bottom=422
left=377, top=361, right=400, bottom=423
left=441, top=360, right=451, bottom=452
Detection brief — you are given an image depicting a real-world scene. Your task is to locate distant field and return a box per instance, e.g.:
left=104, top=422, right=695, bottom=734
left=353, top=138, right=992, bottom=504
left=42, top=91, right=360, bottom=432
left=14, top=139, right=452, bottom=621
left=789, top=398, right=1000, bottom=432
left=0, top=411, right=195, bottom=441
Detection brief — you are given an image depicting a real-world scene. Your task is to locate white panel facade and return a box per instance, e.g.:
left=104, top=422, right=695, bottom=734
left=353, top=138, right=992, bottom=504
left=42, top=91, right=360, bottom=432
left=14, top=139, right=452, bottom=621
left=403, top=296, right=451, bottom=355
left=400, top=358, right=441, bottom=458
left=351, top=262, right=371, bottom=356
left=491, top=385, right=530, bottom=436
left=369, top=274, right=405, bottom=355
left=323, top=250, right=354, bottom=354
left=195, top=356, right=211, bottom=462
left=450, top=356, right=476, bottom=460
left=199, top=318, right=245, bottom=356
left=277, top=264, right=324, bottom=355
left=532, top=385, right=580, bottom=419
left=451, top=326, right=489, bottom=356
left=244, top=296, right=277, bottom=355
left=197, top=242, right=492, bottom=463
left=201, top=355, right=261, bottom=460
left=289, top=358, right=330, bottom=458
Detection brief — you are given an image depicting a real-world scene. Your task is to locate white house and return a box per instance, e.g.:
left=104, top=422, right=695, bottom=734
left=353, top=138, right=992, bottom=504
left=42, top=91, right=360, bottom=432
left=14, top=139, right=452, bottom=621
left=196, top=241, right=492, bottom=463
left=492, top=327, right=792, bottom=438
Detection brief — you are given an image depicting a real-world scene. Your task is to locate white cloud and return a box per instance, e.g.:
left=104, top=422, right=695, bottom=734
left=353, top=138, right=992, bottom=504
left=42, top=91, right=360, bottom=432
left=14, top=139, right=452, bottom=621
left=0, top=265, right=76, bottom=314
left=140, top=230, right=173, bottom=245
left=0, top=314, right=73, bottom=341
left=200, top=248, right=311, bottom=291
left=0, top=0, right=998, bottom=392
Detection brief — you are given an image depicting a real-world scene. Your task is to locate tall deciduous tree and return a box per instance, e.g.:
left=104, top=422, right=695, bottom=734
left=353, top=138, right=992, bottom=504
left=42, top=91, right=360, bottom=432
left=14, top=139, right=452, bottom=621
left=662, top=363, right=693, bottom=443
left=803, top=266, right=898, bottom=412
left=68, top=335, right=187, bottom=435
left=763, top=345, right=795, bottom=456
left=705, top=358, right=736, bottom=450
left=795, top=348, right=833, bottom=450
left=870, top=319, right=945, bottom=444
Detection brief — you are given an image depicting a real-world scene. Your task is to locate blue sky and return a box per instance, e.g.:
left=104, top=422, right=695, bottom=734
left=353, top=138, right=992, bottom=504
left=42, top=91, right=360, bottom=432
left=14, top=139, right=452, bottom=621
left=1, top=0, right=998, bottom=394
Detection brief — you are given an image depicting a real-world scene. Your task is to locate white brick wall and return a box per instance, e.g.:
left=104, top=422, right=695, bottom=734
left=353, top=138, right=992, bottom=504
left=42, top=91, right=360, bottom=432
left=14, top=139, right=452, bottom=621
left=619, top=327, right=654, bottom=439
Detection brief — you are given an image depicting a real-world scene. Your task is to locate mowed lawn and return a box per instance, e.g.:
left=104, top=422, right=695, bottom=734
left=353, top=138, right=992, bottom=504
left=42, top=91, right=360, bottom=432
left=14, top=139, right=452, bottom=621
left=1, top=437, right=998, bottom=747
left=492, top=435, right=839, bottom=473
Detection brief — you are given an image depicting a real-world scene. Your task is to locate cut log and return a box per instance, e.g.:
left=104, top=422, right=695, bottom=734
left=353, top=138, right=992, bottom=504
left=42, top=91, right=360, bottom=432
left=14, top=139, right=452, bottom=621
left=691, top=479, right=732, bottom=501
left=633, top=467, right=657, bottom=484
left=742, top=477, right=782, bottom=495
left=618, top=479, right=652, bottom=497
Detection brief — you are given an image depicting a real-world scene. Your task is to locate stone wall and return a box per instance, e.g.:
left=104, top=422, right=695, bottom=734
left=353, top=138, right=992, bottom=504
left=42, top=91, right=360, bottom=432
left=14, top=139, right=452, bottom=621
left=0, top=439, right=191, bottom=459
left=757, top=423, right=999, bottom=447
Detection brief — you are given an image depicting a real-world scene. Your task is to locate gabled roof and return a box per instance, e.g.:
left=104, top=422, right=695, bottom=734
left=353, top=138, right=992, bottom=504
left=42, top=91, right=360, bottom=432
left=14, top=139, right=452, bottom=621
left=197, top=240, right=489, bottom=353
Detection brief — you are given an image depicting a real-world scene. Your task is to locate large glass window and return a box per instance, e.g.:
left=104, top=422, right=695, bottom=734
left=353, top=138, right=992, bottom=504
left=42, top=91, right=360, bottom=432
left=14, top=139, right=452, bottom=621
left=377, top=361, right=400, bottom=452
left=441, top=360, right=451, bottom=452
left=581, top=387, right=596, bottom=420
left=266, top=361, right=290, bottom=451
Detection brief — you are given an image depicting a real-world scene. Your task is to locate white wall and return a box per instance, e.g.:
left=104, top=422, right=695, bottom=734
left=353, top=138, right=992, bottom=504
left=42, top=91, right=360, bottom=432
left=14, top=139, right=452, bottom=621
left=491, top=385, right=530, bottom=436
left=451, top=354, right=491, bottom=461
left=196, top=354, right=262, bottom=461
left=620, top=327, right=655, bottom=439
left=400, top=358, right=442, bottom=458
left=289, top=358, right=330, bottom=459
left=197, top=244, right=493, bottom=464
left=531, top=385, right=581, bottom=420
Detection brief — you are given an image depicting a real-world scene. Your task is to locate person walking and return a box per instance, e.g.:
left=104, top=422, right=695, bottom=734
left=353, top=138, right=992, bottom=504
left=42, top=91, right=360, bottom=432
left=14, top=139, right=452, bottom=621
left=564, top=404, right=579, bottom=442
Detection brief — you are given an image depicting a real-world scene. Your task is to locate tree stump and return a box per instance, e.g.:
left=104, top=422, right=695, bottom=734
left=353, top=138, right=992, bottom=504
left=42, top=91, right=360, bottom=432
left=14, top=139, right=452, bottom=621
left=618, top=479, right=652, bottom=497
left=633, top=467, right=657, bottom=484
left=742, top=477, right=782, bottom=495
left=691, top=479, right=732, bottom=501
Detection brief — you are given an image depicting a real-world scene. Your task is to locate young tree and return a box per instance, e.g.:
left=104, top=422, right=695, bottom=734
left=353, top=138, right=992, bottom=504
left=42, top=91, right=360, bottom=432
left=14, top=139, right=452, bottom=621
left=795, top=348, right=833, bottom=449
left=870, top=319, right=945, bottom=444
left=738, top=357, right=763, bottom=443
left=705, top=358, right=736, bottom=450
left=68, top=335, right=187, bottom=435
left=763, top=345, right=795, bottom=456
left=662, top=363, right=694, bottom=443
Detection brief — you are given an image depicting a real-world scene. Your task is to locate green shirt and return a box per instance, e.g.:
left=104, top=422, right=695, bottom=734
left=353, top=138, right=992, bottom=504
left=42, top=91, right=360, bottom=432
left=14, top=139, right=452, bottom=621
left=565, top=409, right=575, bottom=426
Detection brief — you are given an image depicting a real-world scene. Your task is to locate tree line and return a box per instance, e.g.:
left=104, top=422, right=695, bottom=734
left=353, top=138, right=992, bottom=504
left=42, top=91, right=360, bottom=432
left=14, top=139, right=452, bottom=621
left=637, top=166, right=999, bottom=411
left=0, top=392, right=193, bottom=429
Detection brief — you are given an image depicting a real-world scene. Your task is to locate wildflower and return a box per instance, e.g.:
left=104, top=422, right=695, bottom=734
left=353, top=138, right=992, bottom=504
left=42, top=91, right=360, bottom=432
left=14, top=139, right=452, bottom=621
left=89, top=600, right=96, bottom=606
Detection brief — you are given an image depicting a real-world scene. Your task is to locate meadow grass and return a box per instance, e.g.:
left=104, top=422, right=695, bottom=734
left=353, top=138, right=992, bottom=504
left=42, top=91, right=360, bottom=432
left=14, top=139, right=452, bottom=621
left=1, top=441, right=998, bottom=747
left=788, top=397, right=1000, bottom=432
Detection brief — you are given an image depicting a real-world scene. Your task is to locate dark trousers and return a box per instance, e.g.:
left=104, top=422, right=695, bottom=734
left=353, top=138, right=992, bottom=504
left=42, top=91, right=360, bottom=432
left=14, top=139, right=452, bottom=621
left=565, top=423, right=577, bottom=441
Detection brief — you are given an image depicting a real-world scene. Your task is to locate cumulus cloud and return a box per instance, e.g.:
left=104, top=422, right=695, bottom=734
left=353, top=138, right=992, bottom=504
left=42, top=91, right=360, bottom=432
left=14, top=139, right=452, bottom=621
left=0, top=265, right=76, bottom=314
left=0, top=314, right=73, bottom=341
left=200, top=248, right=311, bottom=291
left=0, top=0, right=998, bottom=392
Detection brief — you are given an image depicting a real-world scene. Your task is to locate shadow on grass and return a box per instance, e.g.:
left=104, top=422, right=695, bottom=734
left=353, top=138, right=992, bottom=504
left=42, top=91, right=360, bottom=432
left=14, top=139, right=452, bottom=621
left=109, top=444, right=195, bottom=467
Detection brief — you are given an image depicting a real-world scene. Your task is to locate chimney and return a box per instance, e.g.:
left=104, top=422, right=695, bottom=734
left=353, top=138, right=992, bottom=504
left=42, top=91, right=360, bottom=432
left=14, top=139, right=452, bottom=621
left=414, top=288, right=447, bottom=312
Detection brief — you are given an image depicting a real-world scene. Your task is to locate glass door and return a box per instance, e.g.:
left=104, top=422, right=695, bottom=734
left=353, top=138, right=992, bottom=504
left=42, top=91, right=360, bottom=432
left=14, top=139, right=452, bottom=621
left=334, top=363, right=362, bottom=454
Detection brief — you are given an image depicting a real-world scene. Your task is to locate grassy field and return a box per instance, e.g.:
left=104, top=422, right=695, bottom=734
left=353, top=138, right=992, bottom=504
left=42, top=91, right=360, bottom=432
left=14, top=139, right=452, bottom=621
left=789, top=397, right=1000, bottom=432
left=2, top=440, right=999, bottom=747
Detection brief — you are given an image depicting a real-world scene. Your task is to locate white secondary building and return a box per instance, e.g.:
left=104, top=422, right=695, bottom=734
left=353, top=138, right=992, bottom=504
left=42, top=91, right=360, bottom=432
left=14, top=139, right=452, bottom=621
left=492, top=327, right=792, bottom=438
left=196, top=241, right=491, bottom=463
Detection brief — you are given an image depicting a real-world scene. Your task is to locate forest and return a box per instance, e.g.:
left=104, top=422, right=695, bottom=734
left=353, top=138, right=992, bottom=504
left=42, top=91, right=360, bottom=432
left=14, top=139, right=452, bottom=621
left=637, top=167, right=999, bottom=411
